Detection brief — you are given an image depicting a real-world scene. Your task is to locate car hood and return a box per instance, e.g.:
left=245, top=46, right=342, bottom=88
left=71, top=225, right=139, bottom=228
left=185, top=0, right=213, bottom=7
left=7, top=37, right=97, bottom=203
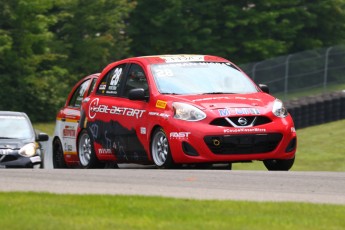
left=0, top=139, right=32, bottom=150
left=166, top=93, right=274, bottom=111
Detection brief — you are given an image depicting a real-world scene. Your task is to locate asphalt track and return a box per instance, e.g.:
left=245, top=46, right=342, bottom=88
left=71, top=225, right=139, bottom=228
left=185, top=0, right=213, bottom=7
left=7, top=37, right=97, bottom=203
left=1, top=140, right=344, bottom=205
left=1, top=168, right=344, bottom=205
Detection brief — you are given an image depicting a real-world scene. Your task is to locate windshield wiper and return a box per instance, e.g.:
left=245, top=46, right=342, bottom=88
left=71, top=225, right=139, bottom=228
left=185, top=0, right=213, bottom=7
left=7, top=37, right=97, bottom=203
left=162, top=93, right=181, bottom=95
left=202, top=92, right=235, bottom=95
left=0, top=137, right=15, bottom=139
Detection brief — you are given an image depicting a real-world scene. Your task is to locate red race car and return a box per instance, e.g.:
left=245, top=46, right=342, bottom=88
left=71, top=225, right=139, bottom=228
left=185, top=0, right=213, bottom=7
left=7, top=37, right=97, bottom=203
left=58, top=55, right=297, bottom=170
left=52, top=73, right=99, bottom=168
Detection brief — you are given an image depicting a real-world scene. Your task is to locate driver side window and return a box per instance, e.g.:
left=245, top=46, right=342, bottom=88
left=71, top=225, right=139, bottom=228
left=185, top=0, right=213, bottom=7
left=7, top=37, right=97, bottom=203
left=123, top=64, right=149, bottom=98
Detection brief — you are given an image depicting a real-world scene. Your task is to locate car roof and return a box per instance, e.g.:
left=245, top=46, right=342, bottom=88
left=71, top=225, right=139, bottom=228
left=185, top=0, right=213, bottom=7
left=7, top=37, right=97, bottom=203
left=120, top=54, right=230, bottom=65
left=0, top=111, right=28, bottom=117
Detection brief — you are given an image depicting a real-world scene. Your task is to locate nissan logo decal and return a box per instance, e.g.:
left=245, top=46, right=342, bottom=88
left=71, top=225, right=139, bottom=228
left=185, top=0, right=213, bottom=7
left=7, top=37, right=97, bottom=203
left=238, top=117, right=248, bottom=126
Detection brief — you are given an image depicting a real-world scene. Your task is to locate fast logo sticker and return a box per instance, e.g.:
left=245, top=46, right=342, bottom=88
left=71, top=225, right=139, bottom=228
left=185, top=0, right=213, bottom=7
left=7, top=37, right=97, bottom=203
left=170, top=132, right=191, bottom=139
left=156, top=100, right=167, bottom=109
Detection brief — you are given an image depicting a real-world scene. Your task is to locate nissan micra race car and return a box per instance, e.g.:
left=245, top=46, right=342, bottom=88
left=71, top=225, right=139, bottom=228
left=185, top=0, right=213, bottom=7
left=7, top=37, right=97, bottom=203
left=71, top=54, right=297, bottom=170
left=53, top=73, right=99, bottom=168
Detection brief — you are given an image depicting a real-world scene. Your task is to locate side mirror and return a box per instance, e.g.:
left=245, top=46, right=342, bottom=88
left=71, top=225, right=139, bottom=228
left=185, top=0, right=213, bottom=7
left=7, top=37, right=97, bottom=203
left=259, top=84, right=269, bottom=94
left=36, top=133, right=49, bottom=142
left=128, top=88, right=147, bottom=101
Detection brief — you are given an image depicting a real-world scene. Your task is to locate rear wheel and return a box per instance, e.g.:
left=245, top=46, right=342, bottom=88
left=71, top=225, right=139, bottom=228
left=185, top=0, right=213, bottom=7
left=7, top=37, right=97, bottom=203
left=263, top=157, right=295, bottom=171
left=78, top=129, right=104, bottom=169
left=151, top=128, right=175, bottom=169
left=52, top=138, right=67, bottom=168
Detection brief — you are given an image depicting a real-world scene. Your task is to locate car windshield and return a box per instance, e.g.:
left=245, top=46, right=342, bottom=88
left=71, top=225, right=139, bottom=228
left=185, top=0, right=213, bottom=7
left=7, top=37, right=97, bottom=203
left=151, top=62, right=258, bottom=95
left=0, top=115, right=34, bottom=139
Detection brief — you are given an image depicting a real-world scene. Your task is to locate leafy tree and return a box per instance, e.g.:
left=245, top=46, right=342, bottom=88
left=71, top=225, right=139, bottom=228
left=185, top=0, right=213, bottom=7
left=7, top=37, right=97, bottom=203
left=0, top=0, right=135, bottom=122
left=50, top=0, right=135, bottom=85
left=221, top=0, right=345, bottom=63
left=127, top=0, right=225, bottom=56
left=128, top=0, right=345, bottom=63
left=0, top=0, right=67, bottom=122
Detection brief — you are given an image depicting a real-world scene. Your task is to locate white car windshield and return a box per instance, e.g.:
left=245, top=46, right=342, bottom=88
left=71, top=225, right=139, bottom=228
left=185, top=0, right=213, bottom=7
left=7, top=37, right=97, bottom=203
left=0, top=116, right=34, bottom=139
left=151, top=62, right=258, bottom=95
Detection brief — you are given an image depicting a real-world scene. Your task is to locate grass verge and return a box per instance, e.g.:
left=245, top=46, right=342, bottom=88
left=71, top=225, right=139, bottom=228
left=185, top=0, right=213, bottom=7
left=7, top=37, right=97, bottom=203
left=33, top=121, right=55, bottom=136
left=0, top=192, right=344, bottom=230
left=233, top=119, right=345, bottom=171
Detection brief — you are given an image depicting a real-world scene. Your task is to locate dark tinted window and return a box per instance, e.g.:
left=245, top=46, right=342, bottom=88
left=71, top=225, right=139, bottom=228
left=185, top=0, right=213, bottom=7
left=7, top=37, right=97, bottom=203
left=69, top=79, right=91, bottom=107
left=123, top=64, right=149, bottom=97
left=87, top=78, right=98, bottom=96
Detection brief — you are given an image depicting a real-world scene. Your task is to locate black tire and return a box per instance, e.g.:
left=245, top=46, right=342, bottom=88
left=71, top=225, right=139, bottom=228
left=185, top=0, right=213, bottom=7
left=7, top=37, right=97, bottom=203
left=52, top=138, right=67, bottom=168
left=77, top=129, right=105, bottom=169
left=151, top=128, right=175, bottom=169
left=263, top=157, right=295, bottom=171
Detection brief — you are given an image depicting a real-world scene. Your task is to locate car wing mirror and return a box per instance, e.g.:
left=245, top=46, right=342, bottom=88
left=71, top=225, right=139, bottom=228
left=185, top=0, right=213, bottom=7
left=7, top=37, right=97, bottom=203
left=259, top=84, right=270, bottom=94
left=128, top=88, right=148, bottom=101
left=36, top=133, right=49, bottom=142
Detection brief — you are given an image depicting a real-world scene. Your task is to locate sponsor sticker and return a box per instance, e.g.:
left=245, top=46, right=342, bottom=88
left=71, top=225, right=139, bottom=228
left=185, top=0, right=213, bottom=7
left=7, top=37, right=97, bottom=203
left=89, top=98, right=145, bottom=119
left=218, top=109, right=230, bottom=116
left=140, top=127, right=146, bottom=135
left=99, top=84, right=106, bottom=90
left=63, top=128, right=76, bottom=138
left=148, top=112, right=170, bottom=118
left=98, top=148, right=112, bottom=154
left=218, top=108, right=260, bottom=116
left=161, top=55, right=205, bottom=63
left=170, top=132, right=191, bottom=139
left=224, top=128, right=266, bottom=133
left=156, top=100, right=167, bottom=109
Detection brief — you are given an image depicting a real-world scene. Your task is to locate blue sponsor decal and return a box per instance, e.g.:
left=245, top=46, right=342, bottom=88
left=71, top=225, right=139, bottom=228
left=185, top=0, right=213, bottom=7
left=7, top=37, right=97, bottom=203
left=219, top=108, right=260, bottom=116
left=218, top=109, right=230, bottom=116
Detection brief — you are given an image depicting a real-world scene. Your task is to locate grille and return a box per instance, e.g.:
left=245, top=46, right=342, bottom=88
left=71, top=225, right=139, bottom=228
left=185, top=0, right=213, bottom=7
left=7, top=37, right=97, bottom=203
left=204, top=133, right=282, bottom=154
left=210, top=116, right=271, bottom=127
left=0, top=154, right=17, bottom=163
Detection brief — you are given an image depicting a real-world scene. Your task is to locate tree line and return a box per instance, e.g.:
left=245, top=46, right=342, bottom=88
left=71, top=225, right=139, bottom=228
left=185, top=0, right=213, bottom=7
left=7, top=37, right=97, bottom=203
left=1, top=0, right=345, bottom=122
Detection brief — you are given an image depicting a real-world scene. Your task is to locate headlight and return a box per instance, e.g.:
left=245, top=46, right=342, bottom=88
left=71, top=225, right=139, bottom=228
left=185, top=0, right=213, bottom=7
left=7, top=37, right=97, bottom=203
left=272, top=99, right=288, bottom=118
left=172, top=102, right=206, bottom=121
left=19, top=143, right=37, bottom=157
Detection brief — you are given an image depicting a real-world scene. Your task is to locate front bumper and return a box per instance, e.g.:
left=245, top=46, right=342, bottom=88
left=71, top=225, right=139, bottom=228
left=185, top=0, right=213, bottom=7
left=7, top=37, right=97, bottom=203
left=165, top=116, right=297, bottom=164
left=0, top=150, right=41, bottom=168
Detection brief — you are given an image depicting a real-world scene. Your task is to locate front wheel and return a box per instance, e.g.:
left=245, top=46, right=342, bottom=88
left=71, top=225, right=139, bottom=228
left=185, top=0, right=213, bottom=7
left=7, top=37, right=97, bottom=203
left=78, top=129, right=104, bottom=169
left=52, top=138, right=67, bottom=168
left=263, top=157, right=295, bottom=171
left=151, top=128, right=175, bottom=169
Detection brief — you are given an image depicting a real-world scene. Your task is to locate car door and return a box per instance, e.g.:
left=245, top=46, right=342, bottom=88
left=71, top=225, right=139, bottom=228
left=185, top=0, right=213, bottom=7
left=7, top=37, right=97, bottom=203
left=87, top=63, right=150, bottom=163
left=59, top=76, right=98, bottom=157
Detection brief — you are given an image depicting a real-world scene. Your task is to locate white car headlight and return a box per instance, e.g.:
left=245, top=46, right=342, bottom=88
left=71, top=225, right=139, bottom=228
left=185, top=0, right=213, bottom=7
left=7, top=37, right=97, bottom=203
left=19, top=143, right=37, bottom=157
left=172, top=102, right=206, bottom=121
left=272, top=99, right=288, bottom=118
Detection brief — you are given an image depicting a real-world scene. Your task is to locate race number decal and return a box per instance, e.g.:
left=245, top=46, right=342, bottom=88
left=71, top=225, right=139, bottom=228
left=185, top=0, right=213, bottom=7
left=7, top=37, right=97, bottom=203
left=155, top=69, right=174, bottom=77
left=110, top=67, right=122, bottom=86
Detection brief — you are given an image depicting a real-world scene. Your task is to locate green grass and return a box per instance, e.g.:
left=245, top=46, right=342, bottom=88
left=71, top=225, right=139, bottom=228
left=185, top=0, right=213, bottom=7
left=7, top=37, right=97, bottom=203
left=273, top=81, right=345, bottom=101
left=33, top=121, right=55, bottom=136
left=0, top=192, right=344, bottom=230
left=233, top=119, right=345, bottom=171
